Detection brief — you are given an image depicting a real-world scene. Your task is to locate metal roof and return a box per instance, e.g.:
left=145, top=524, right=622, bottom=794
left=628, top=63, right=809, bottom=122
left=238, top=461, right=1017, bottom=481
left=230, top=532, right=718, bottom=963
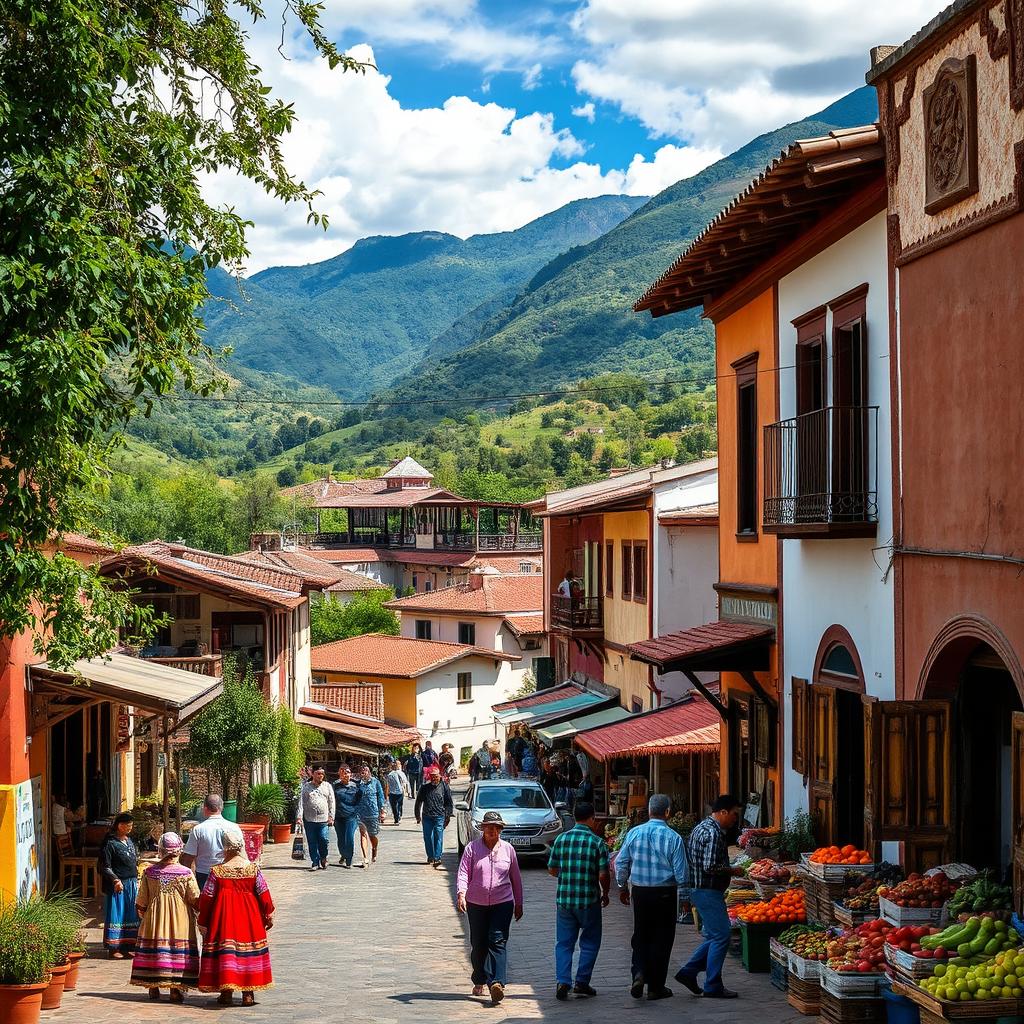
left=535, top=705, right=632, bottom=746
left=574, top=697, right=721, bottom=761
left=496, top=691, right=604, bottom=725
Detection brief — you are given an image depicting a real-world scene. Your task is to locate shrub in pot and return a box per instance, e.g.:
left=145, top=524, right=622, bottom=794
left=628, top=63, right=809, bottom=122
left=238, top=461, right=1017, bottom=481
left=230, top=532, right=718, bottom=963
left=19, top=893, right=84, bottom=1011
left=0, top=900, right=53, bottom=1024
left=63, top=930, right=87, bottom=991
left=245, top=783, right=286, bottom=839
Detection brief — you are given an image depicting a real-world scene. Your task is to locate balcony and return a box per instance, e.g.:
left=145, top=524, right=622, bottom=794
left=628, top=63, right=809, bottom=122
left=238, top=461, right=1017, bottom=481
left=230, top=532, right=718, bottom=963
left=551, top=595, right=603, bottom=633
left=763, top=405, right=878, bottom=538
left=292, top=531, right=542, bottom=552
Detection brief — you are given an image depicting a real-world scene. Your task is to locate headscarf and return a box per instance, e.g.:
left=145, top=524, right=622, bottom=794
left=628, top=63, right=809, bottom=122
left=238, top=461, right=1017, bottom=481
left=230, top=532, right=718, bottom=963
left=426, top=764, right=441, bottom=781
left=222, top=829, right=245, bottom=853
left=158, top=831, right=184, bottom=855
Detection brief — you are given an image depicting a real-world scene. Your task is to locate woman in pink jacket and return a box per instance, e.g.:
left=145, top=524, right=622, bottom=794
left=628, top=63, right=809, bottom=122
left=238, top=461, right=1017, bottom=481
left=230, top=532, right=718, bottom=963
left=456, top=810, right=524, bottom=1005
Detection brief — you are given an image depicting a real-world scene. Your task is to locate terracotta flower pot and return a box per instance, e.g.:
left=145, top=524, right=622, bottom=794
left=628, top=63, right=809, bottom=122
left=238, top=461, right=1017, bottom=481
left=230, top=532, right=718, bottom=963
left=271, top=823, right=293, bottom=845
left=63, top=952, right=85, bottom=991
left=40, top=963, right=70, bottom=1010
left=0, top=980, right=49, bottom=1024
left=249, top=813, right=271, bottom=840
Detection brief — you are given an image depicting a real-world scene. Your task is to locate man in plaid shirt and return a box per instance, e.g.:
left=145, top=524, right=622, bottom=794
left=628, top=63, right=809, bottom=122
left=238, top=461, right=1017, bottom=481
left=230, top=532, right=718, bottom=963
left=547, top=801, right=610, bottom=1001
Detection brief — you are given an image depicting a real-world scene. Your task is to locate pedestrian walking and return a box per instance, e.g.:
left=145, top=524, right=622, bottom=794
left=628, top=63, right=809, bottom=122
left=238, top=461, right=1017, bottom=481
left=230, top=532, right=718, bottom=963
left=547, top=801, right=610, bottom=1000
left=197, top=831, right=275, bottom=1007
left=674, top=795, right=744, bottom=1000
left=333, top=765, right=361, bottom=867
left=456, top=810, right=524, bottom=1005
left=181, top=794, right=243, bottom=892
left=300, top=766, right=335, bottom=871
left=615, top=793, right=689, bottom=1001
left=130, top=832, right=201, bottom=1003
left=356, top=763, right=387, bottom=865
left=421, top=740, right=439, bottom=770
left=99, top=811, right=140, bottom=958
left=414, top=764, right=453, bottom=866
left=385, top=762, right=411, bottom=824
left=406, top=744, right=423, bottom=797
left=520, top=744, right=538, bottom=779
left=438, top=742, right=455, bottom=778
left=468, top=752, right=480, bottom=781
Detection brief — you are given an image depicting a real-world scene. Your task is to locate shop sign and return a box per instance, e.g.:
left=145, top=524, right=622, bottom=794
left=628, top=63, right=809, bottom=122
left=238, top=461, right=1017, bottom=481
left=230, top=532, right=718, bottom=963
left=116, top=704, right=132, bottom=753
left=14, top=777, right=44, bottom=902
left=720, top=593, right=777, bottom=627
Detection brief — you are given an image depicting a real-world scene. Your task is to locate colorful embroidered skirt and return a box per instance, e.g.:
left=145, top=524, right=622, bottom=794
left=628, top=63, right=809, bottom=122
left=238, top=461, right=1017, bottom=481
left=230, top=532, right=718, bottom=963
left=103, top=877, right=140, bottom=951
left=129, top=867, right=200, bottom=989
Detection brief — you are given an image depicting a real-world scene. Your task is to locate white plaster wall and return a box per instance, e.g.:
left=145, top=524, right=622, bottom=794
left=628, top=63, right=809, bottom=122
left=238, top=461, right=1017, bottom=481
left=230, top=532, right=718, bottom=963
left=292, top=600, right=312, bottom=711
left=777, top=212, right=896, bottom=818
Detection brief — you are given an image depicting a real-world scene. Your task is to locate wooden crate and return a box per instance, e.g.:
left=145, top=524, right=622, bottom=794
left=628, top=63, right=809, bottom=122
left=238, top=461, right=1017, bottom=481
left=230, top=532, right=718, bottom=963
left=787, top=974, right=822, bottom=1015
left=819, top=991, right=885, bottom=1024
left=834, top=902, right=878, bottom=928
left=891, top=979, right=1024, bottom=1019
left=803, top=876, right=847, bottom=926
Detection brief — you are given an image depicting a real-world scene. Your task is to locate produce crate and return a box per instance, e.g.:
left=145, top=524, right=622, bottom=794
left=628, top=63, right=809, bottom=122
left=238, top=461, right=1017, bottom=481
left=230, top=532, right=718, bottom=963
left=891, top=979, right=1024, bottom=1019
left=788, top=949, right=824, bottom=981
left=740, top=921, right=787, bottom=973
left=808, top=859, right=876, bottom=881
left=881, top=896, right=948, bottom=927
left=728, top=928, right=743, bottom=959
left=803, top=877, right=847, bottom=926
left=885, top=942, right=952, bottom=981
left=834, top=902, right=878, bottom=928
left=770, top=956, right=789, bottom=993
left=820, top=990, right=886, bottom=1024
left=787, top=974, right=821, bottom=1015
left=820, top=964, right=889, bottom=998
left=754, top=879, right=794, bottom=899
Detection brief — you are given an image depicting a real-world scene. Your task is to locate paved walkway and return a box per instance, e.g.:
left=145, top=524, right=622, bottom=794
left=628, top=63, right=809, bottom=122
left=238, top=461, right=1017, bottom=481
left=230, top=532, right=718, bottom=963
left=57, top=810, right=803, bottom=1022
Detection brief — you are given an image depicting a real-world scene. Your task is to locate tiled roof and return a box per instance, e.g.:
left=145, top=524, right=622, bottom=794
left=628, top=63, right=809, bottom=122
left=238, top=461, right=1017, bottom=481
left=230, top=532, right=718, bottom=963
left=492, top=682, right=586, bottom=713
left=311, top=633, right=520, bottom=677
left=658, top=503, right=719, bottom=525
left=310, top=683, right=385, bottom=721
left=382, top=456, right=432, bottom=480
left=58, top=533, right=116, bottom=556
left=629, top=621, right=773, bottom=670
left=234, top=549, right=346, bottom=588
left=279, top=475, right=466, bottom=509
left=575, top=697, right=721, bottom=760
left=503, top=614, right=545, bottom=637
left=304, top=547, right=395, bottom=565
left=102, top=541, right=306, bottom=609
left=384, top=574, right=542, bottom=616
left=297, top=703, right=420, bottom=748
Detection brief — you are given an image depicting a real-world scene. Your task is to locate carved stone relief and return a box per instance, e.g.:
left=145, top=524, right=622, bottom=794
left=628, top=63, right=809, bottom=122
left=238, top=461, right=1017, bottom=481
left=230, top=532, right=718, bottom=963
left=924, top=55, right=980, bottom=213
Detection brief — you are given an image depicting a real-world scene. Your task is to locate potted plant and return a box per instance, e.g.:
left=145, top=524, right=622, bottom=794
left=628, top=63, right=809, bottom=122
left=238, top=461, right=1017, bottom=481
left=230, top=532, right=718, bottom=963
left=63, top=930, right=87, bottom=991
left=25, top=893, right=83, bottom=1010
left=245, top=783, right=286, bottom=840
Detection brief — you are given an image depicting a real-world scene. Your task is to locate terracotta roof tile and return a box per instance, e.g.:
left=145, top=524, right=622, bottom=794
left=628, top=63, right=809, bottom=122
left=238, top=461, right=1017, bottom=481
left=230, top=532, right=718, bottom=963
left=297, top=703, right=420, bottom=747
left=311, top=633, right=520, bottom=677
left=309, top=683, right=385, bottom=721
left=629, top=621, right=773, bottom=670
left=575, top=697, right=721, bottom=760
left=58, top=533, right=116, bottom=556
left=492, top=682, right=586, bottom=713
left=503, top=614, right=545, bottom=637
left=658, top=503, right=719, bottom=525
left=385, top=574, right=541, bottom=616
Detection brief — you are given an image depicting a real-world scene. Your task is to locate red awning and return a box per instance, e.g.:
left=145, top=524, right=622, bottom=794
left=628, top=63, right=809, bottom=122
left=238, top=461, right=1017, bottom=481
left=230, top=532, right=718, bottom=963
left=575, top=698, right=721, bottom=761
left=492, top=682, right=585, bottom=714
left=629, top=620, right=773, bottom=673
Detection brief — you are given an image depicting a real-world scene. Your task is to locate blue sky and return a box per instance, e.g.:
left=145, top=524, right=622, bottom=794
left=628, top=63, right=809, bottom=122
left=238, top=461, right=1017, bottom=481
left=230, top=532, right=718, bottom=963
left=217, top=1, right=942, bottom=271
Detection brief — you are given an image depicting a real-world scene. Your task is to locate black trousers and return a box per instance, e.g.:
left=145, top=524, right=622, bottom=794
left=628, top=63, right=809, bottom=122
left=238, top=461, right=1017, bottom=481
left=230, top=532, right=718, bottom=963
left=630, top=885, right=678, bottom=992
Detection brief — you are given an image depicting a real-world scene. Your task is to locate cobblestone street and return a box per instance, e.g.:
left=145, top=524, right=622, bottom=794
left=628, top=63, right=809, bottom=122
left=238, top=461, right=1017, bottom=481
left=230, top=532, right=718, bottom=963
left=59, top=807, right=803, bottom=1023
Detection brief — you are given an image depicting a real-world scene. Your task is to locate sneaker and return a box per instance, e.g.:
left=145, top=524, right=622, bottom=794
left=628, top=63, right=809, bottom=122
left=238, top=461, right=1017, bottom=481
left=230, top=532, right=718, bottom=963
left=702, top=988, right=738, bottom=999
left=647, top=987, right=673, bottom=1001
left=573, top=983, right=597, bottom=997
left=309, top=865, right=319, bottom=872
left=556, top=984, right=570, bottom=1001
left=674, top=969, right=702, bottom=996
left=629, top=975, right=645, bottom=999
left=489, top=982, right=505, bottom=1004
left=342, top=862, right=352, bottom=869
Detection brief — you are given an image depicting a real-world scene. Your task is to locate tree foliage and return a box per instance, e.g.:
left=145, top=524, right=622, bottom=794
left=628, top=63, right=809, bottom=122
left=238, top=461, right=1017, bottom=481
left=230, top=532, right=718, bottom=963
left=0, top=0, right=363, bottom=663
left=309, top=590, right=400, bottom=646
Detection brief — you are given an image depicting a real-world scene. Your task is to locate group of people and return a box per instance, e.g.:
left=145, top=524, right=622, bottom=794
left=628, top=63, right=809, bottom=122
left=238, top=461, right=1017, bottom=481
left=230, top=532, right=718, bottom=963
left=97, top=795, right=275, bottom=1006
left=453, top=791, right=744, bottom=1005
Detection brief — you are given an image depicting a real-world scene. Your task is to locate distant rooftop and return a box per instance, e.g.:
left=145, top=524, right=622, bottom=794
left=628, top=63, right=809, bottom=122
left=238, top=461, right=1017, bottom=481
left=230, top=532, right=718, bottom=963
left=381, top=455, right=433, bottom=480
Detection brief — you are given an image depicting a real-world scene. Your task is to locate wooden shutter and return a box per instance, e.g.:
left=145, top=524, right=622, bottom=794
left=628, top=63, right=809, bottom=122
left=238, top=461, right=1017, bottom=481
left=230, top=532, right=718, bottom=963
left=862, top=695, right=880, bottom=859
left=791, top=678, right=810, bottom=776
left=1012, top=713, right=1024, bottom=916
left=809, top=684, right=838, bottom=845
left=872, top=700, right=954, bottom=872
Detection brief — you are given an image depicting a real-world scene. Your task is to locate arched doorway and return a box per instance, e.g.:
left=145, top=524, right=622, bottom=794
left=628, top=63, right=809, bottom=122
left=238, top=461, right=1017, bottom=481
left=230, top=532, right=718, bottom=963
left=920, top=620, right=1024, bottom=874
left=809, top=626, right=867, bottom=847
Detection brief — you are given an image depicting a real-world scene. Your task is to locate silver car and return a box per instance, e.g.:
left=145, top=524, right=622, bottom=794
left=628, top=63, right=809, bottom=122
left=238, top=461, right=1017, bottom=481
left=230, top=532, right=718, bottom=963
left=455, top=779, right=568, bottom=860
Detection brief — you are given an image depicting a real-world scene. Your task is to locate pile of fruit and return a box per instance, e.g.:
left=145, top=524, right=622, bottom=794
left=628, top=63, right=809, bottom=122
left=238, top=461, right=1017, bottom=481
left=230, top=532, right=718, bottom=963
left=736, top=888, right=806, bottom=925
left=921, top=917, right=1021, bottom=959
left=841, top=876, right=884, bottom=913
left=886, top=924, right=944, bottom=958
left=748, top=858, right=791, bottom=883
left=947, top=874, right=1013, bottom=918
left=779, top=925, right=830, bottom=962
left=920, top=948, right=1024, bottom=1002
left=826, top=919, right=892, bottom=972
left=879, top=871, right=957, bottom=909
left=809, top=844, right=872, bottom=865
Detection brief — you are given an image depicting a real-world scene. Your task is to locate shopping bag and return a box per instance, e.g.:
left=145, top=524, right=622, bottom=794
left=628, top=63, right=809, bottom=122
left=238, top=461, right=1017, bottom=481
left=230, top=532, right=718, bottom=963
left=291, top=825, right=305, bottom=860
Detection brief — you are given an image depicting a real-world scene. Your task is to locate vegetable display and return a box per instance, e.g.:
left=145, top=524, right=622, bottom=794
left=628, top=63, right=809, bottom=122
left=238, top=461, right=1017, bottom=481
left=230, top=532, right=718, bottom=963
left=920, top=948, right=1024, bottom=1001
left=920, top=917, right=1020, bottom=958
left=736, top=889, right=806, bottom=925
left=826, top=919, right=893, bottom=972
left=748, top=858, right=791, bottom=883
left=841, top=877, right=884, bottom=913
left=947, top=875, right=1013, bottom=918
left=783, top=927, right=830, bottom=962
left=879, top=872, right=957, bottom=908
left=886, top=925, right=944, bottom=958
left=809, top=845, right=873, bottom=866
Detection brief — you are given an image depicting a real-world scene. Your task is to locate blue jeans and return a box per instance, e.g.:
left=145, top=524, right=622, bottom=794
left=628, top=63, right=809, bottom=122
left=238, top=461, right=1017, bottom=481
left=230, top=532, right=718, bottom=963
left=679, top=888, right=731, bottom=993
left=555, top=902, right=603, bottom=985
left=467, top=900, right=514, bottom=986
left=304, top=818, right=329, bottom=868
left=334, top=816, right=358, bottom=865
left=389, top=793, right=404, bottom=823
left=422, top=815, right=444, bottom=861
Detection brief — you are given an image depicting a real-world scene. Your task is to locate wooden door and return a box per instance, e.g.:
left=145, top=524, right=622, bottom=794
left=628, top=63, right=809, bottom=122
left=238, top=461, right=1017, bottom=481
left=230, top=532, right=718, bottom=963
left=868, top=700, right=954, bottom=871
left=809, top=684, right=838, bottom=844
left=791, top=678, right=810, bottom=777
left=1012, top=713, right=1024, bottom=916
left=862, top=696, right=880, bottom=858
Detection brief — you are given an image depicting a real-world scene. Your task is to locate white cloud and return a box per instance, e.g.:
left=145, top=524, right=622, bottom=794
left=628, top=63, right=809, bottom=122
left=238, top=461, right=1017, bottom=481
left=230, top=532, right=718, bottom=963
left=522, top=62, right=543, bottom=90
left=570, top=0, right=942, bottom=149
left=571, top=101, right=596, bottom=122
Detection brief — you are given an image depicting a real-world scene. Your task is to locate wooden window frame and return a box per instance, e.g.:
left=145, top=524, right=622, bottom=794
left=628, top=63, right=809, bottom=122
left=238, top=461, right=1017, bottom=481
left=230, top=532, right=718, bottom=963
left=632, top=541, right=648, bottom=603
left=734, top=352, right=759, bottom=538
left=621, top=540, right=633, bottom=599
left=791, top=677, right=810, bottom=777
left=605, top=542, right=614, bottom=598
left=458, top=621, right=476, bottom=646
left=457, top=671, right=473, bottom=703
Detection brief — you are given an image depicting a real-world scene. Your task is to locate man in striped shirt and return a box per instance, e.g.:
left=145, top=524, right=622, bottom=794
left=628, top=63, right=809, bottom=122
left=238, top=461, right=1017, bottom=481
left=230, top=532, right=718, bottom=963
left=614, top=793, right=689, bottom=1000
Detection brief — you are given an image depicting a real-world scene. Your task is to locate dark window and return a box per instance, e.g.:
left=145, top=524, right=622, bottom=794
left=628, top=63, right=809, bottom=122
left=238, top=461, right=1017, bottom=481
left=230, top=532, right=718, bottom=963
left=822, top=643, right=858, bottom=677
left=735, top=354, right=759, bottom=535
left=457, top=672, right=472, bottom=702
left=415, top=619, right=431, bottom=640
left=831, top=288, right=869, bottom=519
left=425, top=578, right=433, bottom=592
left=605, top=542, right=614, bottom=597
left=175, top=594, right=200, bottom=620
left=621, top=541, right=633, bottom=599
left=458, top=622, right=476, bottom=645
left=412, top=573, right=418, bottom=591
left=633, top=542, right=648, bottom=603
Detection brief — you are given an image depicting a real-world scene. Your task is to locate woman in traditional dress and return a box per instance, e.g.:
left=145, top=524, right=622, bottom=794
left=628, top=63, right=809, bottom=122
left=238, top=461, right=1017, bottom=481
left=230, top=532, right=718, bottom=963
left=99, top=811, right=140, bottom=958
left=130, top=831, right=200, bottom=1002
left=197, top=830, right=275, bottom=1006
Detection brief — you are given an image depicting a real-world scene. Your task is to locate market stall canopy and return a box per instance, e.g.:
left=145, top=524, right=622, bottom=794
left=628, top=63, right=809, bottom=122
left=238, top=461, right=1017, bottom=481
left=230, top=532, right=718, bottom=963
left=575, top=697, right=721, bottom=761
left=493, top=682, right=588, bottom=718
left=29, top=652, right=223, bottom=730
left=535, top=705, right=632, bottom=746
left=497, top=690, right=608, bottom=726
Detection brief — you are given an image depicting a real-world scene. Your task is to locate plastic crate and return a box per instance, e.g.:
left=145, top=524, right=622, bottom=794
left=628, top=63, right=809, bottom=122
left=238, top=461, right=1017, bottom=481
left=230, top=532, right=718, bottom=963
left=740, top=922, right=786, bottom=973
left=885, top=942, right=952, bottom=980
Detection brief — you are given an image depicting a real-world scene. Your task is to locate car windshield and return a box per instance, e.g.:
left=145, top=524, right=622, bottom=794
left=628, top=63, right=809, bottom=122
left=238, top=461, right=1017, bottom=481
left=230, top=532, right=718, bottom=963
left=475, top=786, right=551, bottom=811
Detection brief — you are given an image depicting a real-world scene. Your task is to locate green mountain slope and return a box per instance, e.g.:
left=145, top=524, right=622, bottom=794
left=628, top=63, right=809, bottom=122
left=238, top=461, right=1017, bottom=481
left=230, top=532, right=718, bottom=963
left=200, top=194, right=647, bottom=398
left=375, top=88, right=879, bottom=414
